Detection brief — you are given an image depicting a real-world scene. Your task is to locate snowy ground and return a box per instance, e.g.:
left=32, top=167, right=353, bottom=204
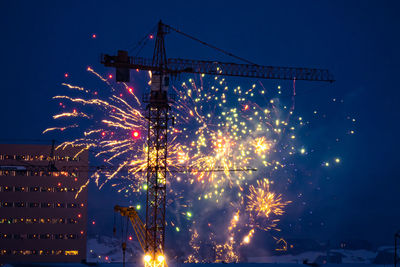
left=248, top=249, right=377, bottom=264
left=86, top=237, right=394, bottom=265
left=1, top=238, right=395, bottom=266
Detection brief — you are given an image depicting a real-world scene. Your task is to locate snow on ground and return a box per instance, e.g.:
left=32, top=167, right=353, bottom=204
left=83, top=237, right=394, bottom=266
left=331, top=249, right=377, bottom=264
left=87, top=236, right=141, bottom=263
left=248, top=249, right=377, bottom=264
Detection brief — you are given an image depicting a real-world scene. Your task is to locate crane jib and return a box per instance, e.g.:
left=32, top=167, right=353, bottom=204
left=101, top=53, right=334, bottom=83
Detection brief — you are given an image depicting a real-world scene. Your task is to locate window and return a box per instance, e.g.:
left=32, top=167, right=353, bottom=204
left=67, top=218, right=78, bottom=224
left=55, top=203, right=65, bottom=208
left=40, top=233, right=51, bottom=239
left=16, top=170, right=28, bottom=176
left=1, top=234, right=12, bottom=239
left=15, top=186, right=27, bottom=192
left=28, top=234, right=39, bottom=239
left=29, top=202, right=39, bottom=208
left=0, top=250, right=11, bottom=255
left=41, top=187, right=52, bottom=192
left=2, top=202, right=13, bottom=208
left=55, top=234, right=64, bottom=239
left=30, top=186, right=40, bottom=192
left=66, top=234, right=77, bottom=239
left=3, top=186, right=13, bottom=192
left=13, top=218, right=24, bottom=224
left=13, top=234, right=22, bottom=239
left=15, top=202, right=26, bottom=208
left=20, top=250, right=37, bottom=255
left=65, top=250, right=79, bottom=256
left=43, top=250, right=52, bottom=255
left=41, top=203, right=52, bottom=208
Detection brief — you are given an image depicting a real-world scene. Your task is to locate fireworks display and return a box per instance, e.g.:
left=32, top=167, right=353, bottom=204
left=45, top=64, right=342, bottom=262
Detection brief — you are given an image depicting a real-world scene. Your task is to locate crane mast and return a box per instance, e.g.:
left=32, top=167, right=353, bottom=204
left=140, top=21, right=172, bottom=267
left=101, top=20, right=334, bottom=267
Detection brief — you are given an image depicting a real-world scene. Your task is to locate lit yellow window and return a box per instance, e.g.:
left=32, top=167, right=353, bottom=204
left=65, top=250, right=79, bottom=256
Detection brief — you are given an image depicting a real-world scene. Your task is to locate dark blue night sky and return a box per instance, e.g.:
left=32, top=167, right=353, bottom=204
left=1, top=0, right=399, bottom=250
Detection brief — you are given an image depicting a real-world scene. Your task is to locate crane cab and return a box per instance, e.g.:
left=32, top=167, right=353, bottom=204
left=150, top=74, right=169, bottom=103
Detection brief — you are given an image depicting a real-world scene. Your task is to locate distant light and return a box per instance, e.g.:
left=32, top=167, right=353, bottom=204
left=149, top=34, right=154, bottom=39
left=92, top=221, right=95, bottom=225
left=243, top=236, right=250, bottom=244
left=128, top=236, right=133, bottom=241
left=80, top=230, right=84, bottom=235
left=132, top=130, right=140, bottom=139
left=143, top=184, right=148, bottom=190
left=136, top=204, right=141, bottom=210
left=187, top=212, right=192, bottom=218
left=105, top=256, right=109, bottom=260
left=120, top=94, right=123, bottom=97
left=300, top=148, right=306, bottom=154
left=108, top=74, right=113, bottom=79
left=57, top=182, right=61, bottom=186
left=335, top=158, right=340, bottom=163
left=101, top=132, right=106, bottom=137
left=176, top=227, right=180, bottom=232
left=128, top=87, right=133, bottom=94
left=92, top=34, right=97, bottom=38
left=157, top=255, right=165, bottom=262
left=78, top=214, right=82, bottom=218
left=144, top=254, right=151, bottom=262
left=64, top=73, right=69, bottom=78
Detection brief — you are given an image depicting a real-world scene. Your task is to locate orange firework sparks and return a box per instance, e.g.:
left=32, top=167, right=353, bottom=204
left=246, top=179, right=291, bottom=231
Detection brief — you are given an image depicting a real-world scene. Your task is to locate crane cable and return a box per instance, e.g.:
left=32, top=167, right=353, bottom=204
left=164, top=23, right=258, bottom=65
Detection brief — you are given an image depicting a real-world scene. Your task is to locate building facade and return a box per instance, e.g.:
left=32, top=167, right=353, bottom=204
left=0, top=144, right=88, bottom=263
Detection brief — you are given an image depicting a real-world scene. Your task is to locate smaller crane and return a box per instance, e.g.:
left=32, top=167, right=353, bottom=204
left=114, top=205, right=166, bottom=267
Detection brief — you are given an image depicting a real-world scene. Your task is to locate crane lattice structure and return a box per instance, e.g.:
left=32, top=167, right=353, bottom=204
left=101, top=20, right=334, bottom=267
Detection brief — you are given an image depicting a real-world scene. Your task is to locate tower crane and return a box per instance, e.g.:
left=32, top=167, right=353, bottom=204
left=101, top=20, right=334, bottom=267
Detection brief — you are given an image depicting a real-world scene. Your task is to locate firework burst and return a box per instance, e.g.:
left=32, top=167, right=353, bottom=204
left=46, top=67, right=299, bottom=261
left=247, top=179, right=292, bottom=231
